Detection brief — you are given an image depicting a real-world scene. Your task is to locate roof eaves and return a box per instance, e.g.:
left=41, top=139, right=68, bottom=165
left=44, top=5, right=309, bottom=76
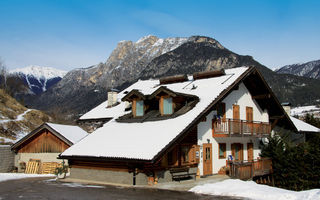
left=121, top=89, right=146, bottom=101
left=11, top=122, right=47, bottom=150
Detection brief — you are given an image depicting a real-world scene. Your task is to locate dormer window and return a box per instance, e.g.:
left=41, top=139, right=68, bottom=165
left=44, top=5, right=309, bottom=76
left=163, top=97, right=173, bottom=115
left=135, top=100, right=144, bottom=117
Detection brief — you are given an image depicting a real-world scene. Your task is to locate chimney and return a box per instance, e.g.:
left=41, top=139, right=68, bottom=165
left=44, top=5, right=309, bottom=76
left=107, top=90, right=118, bottom=107
left=281, top=102, right=291, bottom=116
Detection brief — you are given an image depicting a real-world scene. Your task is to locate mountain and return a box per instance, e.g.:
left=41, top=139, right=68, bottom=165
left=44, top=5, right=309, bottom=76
left=26, top=35, right=320, bottom=120
left=275, top=59, right=320, bottom=79
left=26, top=35, right=188, bottom=118
left=0, top=89, right=50, bottom=144
left=9, top=66, right=67, bottom=95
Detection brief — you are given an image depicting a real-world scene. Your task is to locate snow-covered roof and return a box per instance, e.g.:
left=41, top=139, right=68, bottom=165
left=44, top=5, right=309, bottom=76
left=289, top=116, right=320, bottom=133
left=61, top=67, right=250, bottom=160
left=12, top=123, right=88, bottom=150
left=46, top=123, right=88, bottom=144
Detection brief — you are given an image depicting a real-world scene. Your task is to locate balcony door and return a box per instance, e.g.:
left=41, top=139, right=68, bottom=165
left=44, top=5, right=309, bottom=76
left=231, top=143, right=243, bottom=161
left=203, top=143, right=212, bottom=176
left=233, top=105, right=240, bottom=133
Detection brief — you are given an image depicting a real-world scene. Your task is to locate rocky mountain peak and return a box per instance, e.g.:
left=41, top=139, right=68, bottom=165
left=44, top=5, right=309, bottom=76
left=276, top=59, right=320, bottom=79
left=189, top=36, right=225, bottom=49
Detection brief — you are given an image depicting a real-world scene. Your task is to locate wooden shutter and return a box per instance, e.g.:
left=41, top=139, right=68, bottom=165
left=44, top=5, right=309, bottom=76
left=233, top=105, right=240, bottom=120
left=246, top=107, right=253, bottom=122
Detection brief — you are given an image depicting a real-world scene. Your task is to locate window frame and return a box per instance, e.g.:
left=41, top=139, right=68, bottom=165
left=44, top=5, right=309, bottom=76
left=218, top=143, right=226, bottom=159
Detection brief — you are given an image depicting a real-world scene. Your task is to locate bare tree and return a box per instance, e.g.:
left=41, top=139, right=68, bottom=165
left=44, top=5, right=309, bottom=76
left=0, top=57, right=7, bottom=89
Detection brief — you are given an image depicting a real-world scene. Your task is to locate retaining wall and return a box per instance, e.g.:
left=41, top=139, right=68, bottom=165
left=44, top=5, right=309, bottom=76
left=0, top=145, right=15, bottom=172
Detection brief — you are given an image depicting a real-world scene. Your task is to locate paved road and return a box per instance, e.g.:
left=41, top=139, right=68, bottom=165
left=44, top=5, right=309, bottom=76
left=0, top=177, right=243, bottom=200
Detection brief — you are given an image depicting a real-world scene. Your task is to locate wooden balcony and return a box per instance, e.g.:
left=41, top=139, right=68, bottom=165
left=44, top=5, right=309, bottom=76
left=213, top=118, right=271, bottom=137
left=228, top=158, right=272, bottom=180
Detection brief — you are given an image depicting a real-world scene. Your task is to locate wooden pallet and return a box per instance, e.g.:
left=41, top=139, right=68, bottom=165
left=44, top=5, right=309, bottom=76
left=25, top=161, right=40, bottom=174
left=40, top=162, right=61, bottom=174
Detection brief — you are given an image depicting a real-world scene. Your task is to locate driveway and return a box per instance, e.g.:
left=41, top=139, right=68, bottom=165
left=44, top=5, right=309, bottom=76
left=0, top=177, right=243, bottom=200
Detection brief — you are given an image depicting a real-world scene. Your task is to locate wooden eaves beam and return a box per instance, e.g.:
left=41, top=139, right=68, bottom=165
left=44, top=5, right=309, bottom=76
left=252, top=94, right=271, bottom=100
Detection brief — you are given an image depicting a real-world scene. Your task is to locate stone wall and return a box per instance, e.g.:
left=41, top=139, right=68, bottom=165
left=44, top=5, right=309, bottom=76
left=0, top=145, right=15, bottom=172
left=69, top=167, right=148, bottom=185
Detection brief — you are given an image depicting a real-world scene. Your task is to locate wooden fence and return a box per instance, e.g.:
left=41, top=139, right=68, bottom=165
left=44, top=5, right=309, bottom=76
left=228, top=158, right=272, bottom=180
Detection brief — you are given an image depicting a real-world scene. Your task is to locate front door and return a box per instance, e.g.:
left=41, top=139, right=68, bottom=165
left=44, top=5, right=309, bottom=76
left=247, top=143, right=253, bottom=161
left=203, top=143, right=212, bottom=176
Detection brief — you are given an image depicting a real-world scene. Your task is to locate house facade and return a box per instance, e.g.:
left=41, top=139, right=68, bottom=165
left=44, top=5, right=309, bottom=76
left=60, top=67, right=295, bottom=185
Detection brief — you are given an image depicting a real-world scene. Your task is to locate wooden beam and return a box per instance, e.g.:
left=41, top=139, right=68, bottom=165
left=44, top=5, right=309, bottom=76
left=271, top=118, right=280, bottom=129
left=252, top=94, right=271, bottom=99
left=269, top=115, right=285, bottom=120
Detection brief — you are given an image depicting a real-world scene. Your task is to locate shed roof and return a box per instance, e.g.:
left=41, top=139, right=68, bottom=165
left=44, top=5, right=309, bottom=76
left=12, top=123, right=88, bottom=150
left=289, top=116, right=320, bottom=133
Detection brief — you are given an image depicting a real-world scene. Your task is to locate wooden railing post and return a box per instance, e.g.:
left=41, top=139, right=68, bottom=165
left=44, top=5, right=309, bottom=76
left=228, top=119, right=231, bottom=137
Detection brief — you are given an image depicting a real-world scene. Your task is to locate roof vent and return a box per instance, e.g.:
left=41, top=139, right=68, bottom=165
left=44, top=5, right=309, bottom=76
left=159, top=74, right=188, bottom=85
left=193, top=69, right=225, bottom=80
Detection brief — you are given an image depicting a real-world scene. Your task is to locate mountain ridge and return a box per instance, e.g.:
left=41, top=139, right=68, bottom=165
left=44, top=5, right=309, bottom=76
left=275, top=59, right=320, bottom=80
left=9, top=66, right=67, bottom=95
left=23, top=35, right=320, bottom=121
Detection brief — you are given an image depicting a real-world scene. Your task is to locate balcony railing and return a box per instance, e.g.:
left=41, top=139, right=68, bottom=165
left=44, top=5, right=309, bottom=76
left=213, top=118, right=271, bottom=137
left=228, top=158, right=273, bottom=180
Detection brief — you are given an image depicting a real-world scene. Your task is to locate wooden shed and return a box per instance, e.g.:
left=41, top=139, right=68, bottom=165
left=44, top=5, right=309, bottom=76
left=11, top=123, right=88, bottom=173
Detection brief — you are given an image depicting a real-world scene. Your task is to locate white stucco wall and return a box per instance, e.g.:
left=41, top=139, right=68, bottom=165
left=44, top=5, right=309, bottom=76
left=223, top=82, right=268, bottom=122
left=197, top=82, right=267, bottom=175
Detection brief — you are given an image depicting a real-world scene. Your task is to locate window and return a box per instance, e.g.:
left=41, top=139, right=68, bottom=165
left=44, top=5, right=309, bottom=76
left=135, top=100, right=144, bottom=117
left=181, top=146, right=189, bottom=163
left=163, top=97, right=173, bottom=115
left=219, top=143, right=226, bottom=159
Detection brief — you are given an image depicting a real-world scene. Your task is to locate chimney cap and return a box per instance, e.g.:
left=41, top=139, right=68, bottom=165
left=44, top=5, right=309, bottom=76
left=281, top=102, right=291, bottom=106
left=109, top=88, right=119, bottom=92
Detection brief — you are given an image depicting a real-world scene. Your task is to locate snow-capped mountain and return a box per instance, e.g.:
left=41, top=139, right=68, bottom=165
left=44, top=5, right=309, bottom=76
left=275, top=59, right=320, bottom=80
left=10, top=66, right=67, bottom=95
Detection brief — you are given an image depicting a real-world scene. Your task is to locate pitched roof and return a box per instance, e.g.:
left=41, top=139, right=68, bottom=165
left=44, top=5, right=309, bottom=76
left=60, top=66, right=296, bottom=162
left=12, top=123, right=88, bottom=150
left=61, top=67, right=251, bottom=161
left=289, top=116, right=320, bottom=133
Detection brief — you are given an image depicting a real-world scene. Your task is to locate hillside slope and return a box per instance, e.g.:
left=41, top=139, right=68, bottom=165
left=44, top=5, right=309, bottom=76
left=0, top=89, right=50, bottom=144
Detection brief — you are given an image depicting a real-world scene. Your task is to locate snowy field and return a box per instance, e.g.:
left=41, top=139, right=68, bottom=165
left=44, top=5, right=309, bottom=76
left=291, top=105, right=320, bottom=117
left=0, top=173, right=54, bottom=182
left=190, top=179, right=320, bottom=200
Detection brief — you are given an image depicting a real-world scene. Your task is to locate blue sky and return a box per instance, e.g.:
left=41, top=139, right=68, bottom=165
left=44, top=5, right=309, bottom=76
left=0, top=0, right=319, bottom=71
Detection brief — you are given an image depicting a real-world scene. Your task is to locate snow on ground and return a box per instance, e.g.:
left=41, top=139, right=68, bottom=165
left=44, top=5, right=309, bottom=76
left=189, top=179, right=320, bottom=200
left=0, top=173, right=54, bottom=182
left=60, top=182, right=105, bottom=188
left=291, top=105, right=320, bottom=117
